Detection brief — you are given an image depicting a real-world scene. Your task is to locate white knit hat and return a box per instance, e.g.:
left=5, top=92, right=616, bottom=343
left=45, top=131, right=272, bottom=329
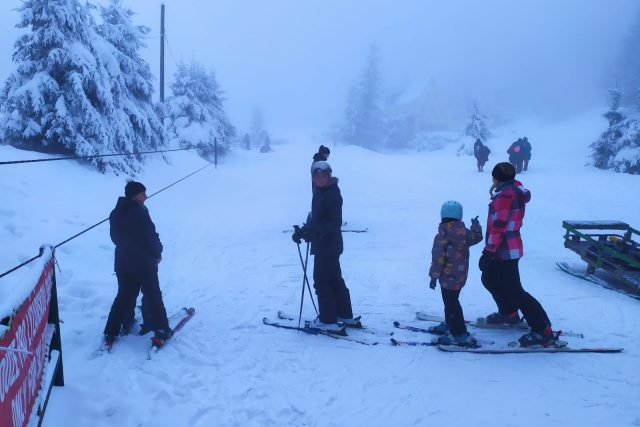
left=310, top=161, right=332, bottom=175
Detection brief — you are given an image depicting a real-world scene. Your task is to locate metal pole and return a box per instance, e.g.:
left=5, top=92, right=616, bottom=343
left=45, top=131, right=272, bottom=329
left=160, top=4, right=165, bottom=103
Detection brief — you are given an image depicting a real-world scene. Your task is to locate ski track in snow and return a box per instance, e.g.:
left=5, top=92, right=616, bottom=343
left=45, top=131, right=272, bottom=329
left=0, top=112, right=639, bottom=426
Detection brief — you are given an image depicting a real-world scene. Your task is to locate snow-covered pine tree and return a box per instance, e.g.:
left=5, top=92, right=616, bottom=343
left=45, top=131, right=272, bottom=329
left=166, top=61, right=235, bottom=160
left=95, top=0, right=164, bottom=161
left=339, top=44, right=384, bottom=149
left=459, top=101, right=491, bottom=156
left=0, top=0, right=142, bottom=174
left=615, top=10, right=640, bottom=106
left=591, top=89, right=640, bottom=174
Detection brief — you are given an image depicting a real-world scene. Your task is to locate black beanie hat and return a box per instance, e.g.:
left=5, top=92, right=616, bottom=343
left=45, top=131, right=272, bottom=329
left=492, top=162, right=516, bottom=182
left=125, top=181, right=146, bottom=198
left=319, top=145, right=330, bottom=155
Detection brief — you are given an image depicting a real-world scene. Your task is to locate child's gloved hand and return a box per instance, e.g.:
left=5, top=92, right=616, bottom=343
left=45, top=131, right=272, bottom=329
left=429, top=278, right=437, bottom=290
left=471, top=216, right=480, bottom=226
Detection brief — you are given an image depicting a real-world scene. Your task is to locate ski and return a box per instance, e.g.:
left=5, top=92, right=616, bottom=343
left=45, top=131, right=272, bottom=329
left=390, top=338, right=438, bottom=347
left=263, top=317, right=378, bottom=346
left=393, top=321, right=446, bottom=335
left=277, top=310, right=381, bottom=335
left=148, top=307, right=196, bottom=358
left=438, top=343, right=623, bottom=354
left=416, top=312, right=584, bottom=339
left=282, top=228, right=368, bottom=233
left=390, top=337, right=489, bottom=348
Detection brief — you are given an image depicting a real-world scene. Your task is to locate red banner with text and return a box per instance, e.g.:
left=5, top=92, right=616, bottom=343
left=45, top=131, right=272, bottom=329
left=0, top=253, right=54, bottom=427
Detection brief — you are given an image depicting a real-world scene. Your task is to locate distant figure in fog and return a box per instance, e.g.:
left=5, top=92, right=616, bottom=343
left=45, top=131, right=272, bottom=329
left=521, top=137, right=532, bottom=171
left=473, top=138, right=491, bottom=172
left=507, top=138, right=524, bottom=173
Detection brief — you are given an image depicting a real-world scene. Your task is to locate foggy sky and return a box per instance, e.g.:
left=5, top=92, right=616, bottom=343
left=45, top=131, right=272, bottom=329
left=0, top=0, right=638, bottom=133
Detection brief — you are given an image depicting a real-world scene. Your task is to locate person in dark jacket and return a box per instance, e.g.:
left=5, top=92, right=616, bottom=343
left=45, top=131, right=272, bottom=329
left=473, top=138, right=491, bottom=172
left=479, top=162, right=555, bottom=347
left=507, top=139, right=524, bottom=173
left=293, top=161, right=355, bottom=332
left=103, top=181, right=171, bottom=346
left=521, top=137, right=532, bottom=171
left=428, top=201, right=483, bottom=346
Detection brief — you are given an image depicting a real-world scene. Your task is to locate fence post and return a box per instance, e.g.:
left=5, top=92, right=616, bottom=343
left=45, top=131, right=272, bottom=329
left=49, top=264, right=64, bottom=386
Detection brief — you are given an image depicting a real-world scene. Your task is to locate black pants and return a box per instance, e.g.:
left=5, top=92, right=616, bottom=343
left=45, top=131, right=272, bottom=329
left=481, top=259, right=550, bottom=333
left=514, top=158, right=524, bottom=173
left=104, top=270, right=169, bottom=336
left=313, top=254, right=353, bottom=324
left=441, top=288, right=467, bottom=336
left=523, top=159, right=529, bottom=171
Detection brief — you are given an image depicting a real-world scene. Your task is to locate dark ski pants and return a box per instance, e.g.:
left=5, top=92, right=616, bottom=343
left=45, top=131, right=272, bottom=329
left=514, top=158, right=524, bottom=173
left=481, top=258, right=551, bottom=333
left=313, top=254, right=353, bottom=324
left=441, top=288, right=467, bottom=336
left=104, top=270, right=169, bottom=337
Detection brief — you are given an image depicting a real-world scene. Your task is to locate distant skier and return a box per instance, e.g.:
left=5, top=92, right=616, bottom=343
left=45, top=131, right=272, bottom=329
left=521, top=137, right=532, bottom=171
left=473, top=138, right=491, bottom=172
left=507, top=139, right=524, bottom=173
left=428, top=201, right=483, bottom=346
left=292, top=161, right=357, bottom=332
left=104, top=181, right=172, bottom=347
left=479, top=162, right=556, bottom=347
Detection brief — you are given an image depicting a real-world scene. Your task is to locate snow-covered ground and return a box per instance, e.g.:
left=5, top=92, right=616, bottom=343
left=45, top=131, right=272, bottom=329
left=1, top=110, right=639, bottom=427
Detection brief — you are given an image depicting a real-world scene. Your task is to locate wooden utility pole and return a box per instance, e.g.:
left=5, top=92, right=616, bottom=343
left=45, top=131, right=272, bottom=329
left=160, top=4, right=165, bottom=103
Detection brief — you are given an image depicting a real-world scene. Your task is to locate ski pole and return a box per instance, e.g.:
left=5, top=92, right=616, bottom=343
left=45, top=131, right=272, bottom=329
left=296, top=241, right=318, bottom=317
left=302, top=241, right=318, bottom=315
left=296, top=242, right=307, bottom=330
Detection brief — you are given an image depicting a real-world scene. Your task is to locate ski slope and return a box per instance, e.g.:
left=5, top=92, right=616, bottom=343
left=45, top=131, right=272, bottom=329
left=1, top=111, right=639, bottom=427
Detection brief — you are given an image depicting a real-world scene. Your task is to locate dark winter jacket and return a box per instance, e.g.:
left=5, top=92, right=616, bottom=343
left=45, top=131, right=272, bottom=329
left=306, top=177, right=343, bottom=256
left=521, top=140, right=532, bottom=160
left=474, top=140, right=490, bottom=162
left=485, top=179, right=530, bottom=260
left=109, top=197, right=163, bottom=273
left=429, top=220, right=483, bottom=290
left=507, top=140, right=523, bottom=161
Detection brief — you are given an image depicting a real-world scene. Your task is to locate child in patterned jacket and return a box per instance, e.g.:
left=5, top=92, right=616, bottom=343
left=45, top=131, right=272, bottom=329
left=428, top=200, right=483, bottom=346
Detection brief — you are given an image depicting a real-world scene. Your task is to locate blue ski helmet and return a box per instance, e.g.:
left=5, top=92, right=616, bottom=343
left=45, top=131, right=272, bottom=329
left=440, top=200, right=463, bottom=220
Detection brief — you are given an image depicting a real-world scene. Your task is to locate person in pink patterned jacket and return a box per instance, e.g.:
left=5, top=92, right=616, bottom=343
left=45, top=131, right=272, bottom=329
left=479, top=162, right=556, bottom=347
left=428, top=201, right=483, bottom=346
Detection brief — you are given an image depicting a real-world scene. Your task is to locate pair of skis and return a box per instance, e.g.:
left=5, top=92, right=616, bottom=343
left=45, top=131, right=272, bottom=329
left=98, top=307, right=196, bottom=357
left=263, top=312, right=379, bottom=345
left=265, top=310, right=623, bottom=354
left=395, top=312, right=622, bottom=354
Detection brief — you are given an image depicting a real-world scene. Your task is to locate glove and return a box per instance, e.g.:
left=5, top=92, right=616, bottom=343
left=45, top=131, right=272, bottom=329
left=478, top=250, right=494, bottom=272
left=300, top=226, right=314, bottom=243
left=292, top=225, right=303, bottom=244
left=429, top=278, right=437, bottom=290
left=471, top=216, right=480, bottom=227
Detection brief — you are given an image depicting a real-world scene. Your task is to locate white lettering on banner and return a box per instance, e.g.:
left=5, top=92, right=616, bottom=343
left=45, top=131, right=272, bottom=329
left=11, top=385, right=25, bottom=427
left=0, top=261, right=52, bottom=414
left=0, top=349, right=20, bottom=402
left=23, top=276, right=51, bottom=351
left=7, top=326, right=49, bottom=427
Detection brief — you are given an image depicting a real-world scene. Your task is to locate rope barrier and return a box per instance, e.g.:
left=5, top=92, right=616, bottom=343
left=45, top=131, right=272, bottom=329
left=0, top=162, right=214, bottom=280
left=0, top=147, right=195, bottom=166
